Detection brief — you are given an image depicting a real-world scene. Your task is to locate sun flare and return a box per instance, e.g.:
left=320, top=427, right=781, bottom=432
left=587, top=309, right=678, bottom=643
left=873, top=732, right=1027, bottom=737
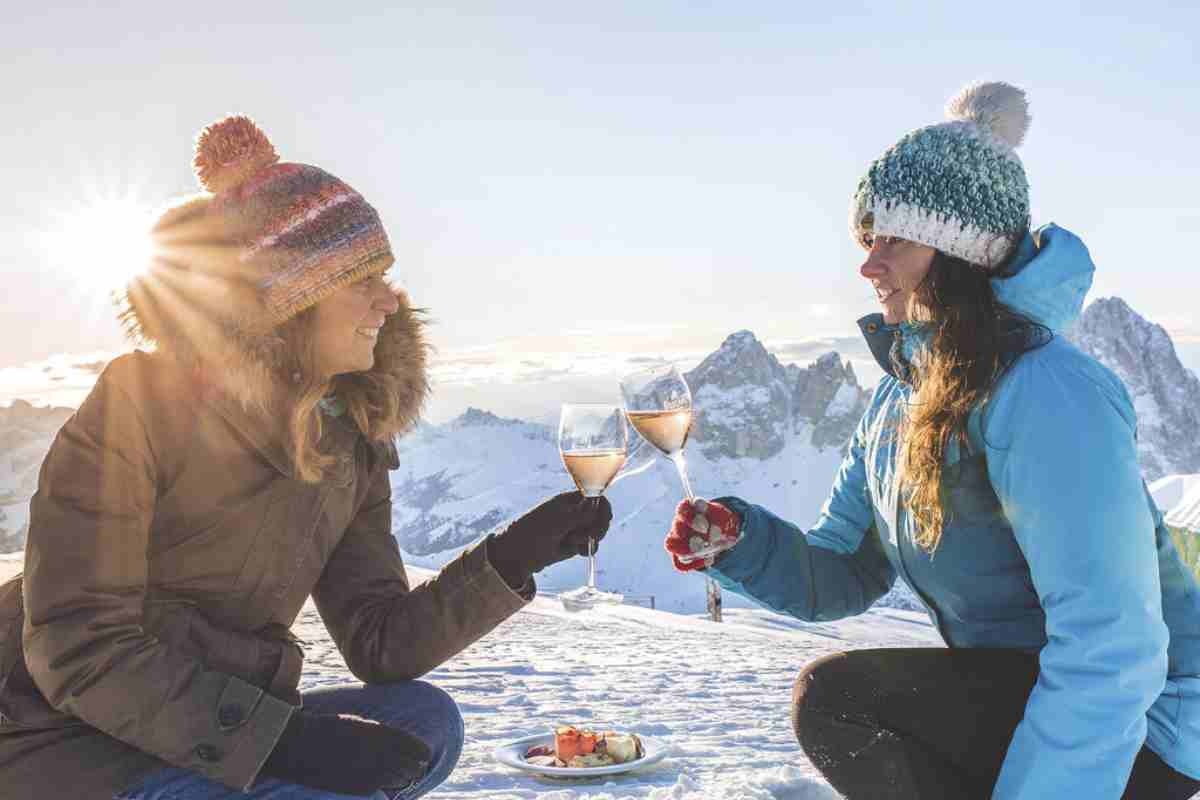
left=40, top=193, right=155, bottom=294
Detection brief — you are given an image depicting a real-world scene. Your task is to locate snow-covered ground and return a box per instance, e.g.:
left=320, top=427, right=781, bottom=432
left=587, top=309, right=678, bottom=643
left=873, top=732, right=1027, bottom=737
left=295, top=566, right=939, bottom=799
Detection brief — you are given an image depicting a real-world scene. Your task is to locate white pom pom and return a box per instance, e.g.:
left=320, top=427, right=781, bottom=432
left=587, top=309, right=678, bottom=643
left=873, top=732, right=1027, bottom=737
left=944, top=81, right=1031, bottom=148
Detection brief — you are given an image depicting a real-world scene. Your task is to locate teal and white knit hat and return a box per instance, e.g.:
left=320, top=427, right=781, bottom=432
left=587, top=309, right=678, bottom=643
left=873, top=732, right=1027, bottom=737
left=850, top=81, right=1032, bottom=269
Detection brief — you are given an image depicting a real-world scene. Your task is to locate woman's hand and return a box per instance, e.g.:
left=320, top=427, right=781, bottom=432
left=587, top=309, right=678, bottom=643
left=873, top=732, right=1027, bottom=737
left=259, top=711, right=431, bottom=795
left=664, top=498, right=742, bottom=572
left=488, top=491, right=613, bottom=588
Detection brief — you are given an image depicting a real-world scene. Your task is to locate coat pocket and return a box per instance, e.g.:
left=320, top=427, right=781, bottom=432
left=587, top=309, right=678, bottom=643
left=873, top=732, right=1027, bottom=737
left=142, top=605, right=303, bottom=707
left=230, top=479, right=331, bottom=616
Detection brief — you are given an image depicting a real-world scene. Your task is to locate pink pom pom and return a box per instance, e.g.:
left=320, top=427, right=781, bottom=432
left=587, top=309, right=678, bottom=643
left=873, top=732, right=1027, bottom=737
left=193, top=115, right=279, bottom=193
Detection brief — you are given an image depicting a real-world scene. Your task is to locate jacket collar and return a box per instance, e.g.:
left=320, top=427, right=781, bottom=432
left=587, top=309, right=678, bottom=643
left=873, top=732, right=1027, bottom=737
left=208, top=390, right=359, bottom=486
left=856, top=312, right=1052, bottom=384
left=857, top=314, right=921, bottom=382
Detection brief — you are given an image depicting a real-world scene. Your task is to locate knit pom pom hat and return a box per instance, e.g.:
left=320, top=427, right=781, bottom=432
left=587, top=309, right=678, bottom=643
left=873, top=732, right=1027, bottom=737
left=849, top=80, right=1032, bottom=269
left=190, top=115, right=393, bottom=325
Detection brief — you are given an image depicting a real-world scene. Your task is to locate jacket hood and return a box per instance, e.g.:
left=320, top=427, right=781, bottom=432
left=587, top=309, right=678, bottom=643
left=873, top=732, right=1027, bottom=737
left=117, top=198, right=429, bottom=441
left=990, top=223, right=1094, bottom=332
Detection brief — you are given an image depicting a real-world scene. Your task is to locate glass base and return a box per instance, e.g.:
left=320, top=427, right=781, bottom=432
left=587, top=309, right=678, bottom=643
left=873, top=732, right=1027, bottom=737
left=559, top=585, right=625, bottom=612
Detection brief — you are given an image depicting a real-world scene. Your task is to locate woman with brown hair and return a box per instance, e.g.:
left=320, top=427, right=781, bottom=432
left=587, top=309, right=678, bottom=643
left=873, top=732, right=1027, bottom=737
left=664, top=82, right=1200, bottom=798
left=0, top=116, right=610, bottom=799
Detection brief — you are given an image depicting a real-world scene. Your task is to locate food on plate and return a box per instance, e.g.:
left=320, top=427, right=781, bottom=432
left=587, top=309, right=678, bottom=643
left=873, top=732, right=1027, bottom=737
left=524, top=726, right=645, bottom=768
left=568, top=752, right=615, bottom=768
left=554, top=725, right=586, bottom=762
left=602, top=733, right=640, bottom=764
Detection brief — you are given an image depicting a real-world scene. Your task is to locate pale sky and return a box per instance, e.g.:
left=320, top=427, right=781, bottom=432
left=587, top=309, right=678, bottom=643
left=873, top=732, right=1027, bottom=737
left=2, top=2, right=1198, bottom=420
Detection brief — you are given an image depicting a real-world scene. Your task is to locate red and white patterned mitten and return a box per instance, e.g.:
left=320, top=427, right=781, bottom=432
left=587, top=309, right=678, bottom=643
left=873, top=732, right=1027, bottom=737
left=664, top=498, right=742, bottom=572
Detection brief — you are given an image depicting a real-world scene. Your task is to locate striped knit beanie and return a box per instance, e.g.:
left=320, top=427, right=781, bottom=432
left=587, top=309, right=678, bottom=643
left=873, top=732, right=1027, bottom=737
left=850, top=81, right=1032, bottom=269
left=192, top=115, right=393, bottom=325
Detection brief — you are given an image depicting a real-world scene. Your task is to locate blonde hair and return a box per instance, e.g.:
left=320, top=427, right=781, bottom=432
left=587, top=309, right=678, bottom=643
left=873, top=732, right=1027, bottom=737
left=275, top=296, right=428, bottom=483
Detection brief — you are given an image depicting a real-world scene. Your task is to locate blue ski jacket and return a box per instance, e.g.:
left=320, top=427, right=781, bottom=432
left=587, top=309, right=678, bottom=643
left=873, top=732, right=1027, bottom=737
left=708, top=224, right=1200, bottom=797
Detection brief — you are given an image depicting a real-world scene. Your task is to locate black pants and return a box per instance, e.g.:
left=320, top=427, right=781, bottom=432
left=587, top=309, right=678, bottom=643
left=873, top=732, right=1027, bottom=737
left=791, top=648, right=1200, bottom=799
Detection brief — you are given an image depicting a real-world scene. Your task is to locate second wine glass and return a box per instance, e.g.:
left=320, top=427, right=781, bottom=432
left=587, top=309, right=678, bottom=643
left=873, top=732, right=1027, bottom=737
left=620, top=363, right=729, bottom=564
left=619, top=363, right=695, bottom=499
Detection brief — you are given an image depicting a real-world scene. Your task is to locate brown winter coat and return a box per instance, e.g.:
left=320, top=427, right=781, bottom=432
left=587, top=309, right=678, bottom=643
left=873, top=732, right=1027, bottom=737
left=0, top=296, right=532, bottom=798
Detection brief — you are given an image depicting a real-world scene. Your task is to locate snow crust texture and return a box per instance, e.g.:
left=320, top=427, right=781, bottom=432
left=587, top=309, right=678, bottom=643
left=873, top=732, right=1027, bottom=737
left=294, top=568, right=938, bottom=799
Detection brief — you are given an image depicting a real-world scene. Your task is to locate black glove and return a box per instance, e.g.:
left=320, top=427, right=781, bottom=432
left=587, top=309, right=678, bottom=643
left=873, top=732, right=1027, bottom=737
left=259, top=710, right=431, bottom=796
left=487, top=491, right=613, bottom=588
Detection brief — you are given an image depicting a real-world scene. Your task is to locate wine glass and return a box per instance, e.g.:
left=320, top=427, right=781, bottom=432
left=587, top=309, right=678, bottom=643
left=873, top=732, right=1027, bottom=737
left=619, top=364, right=695, bottom=497
left=620, top=364, right=726, bottom=563
left=557, top=403, right=628, bottom=610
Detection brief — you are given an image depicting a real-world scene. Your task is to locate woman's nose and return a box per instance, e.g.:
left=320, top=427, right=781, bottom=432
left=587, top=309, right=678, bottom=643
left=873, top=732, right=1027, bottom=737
left=373, top=284, right=401, bottom=315
left=859, top=250, right=887, bottom=279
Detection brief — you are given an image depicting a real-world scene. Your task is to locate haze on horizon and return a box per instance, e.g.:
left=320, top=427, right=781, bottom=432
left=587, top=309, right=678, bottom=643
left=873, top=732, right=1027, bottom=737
left=3, top=2, right=1197, bottom=391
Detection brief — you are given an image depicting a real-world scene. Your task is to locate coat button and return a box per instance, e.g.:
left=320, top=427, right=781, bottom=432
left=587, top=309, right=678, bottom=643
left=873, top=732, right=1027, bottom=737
left=866, top=322, right=879, bottom=334
left=196, top=744, right=222, bottom=762
left=218, top=704, right=245, bottom=727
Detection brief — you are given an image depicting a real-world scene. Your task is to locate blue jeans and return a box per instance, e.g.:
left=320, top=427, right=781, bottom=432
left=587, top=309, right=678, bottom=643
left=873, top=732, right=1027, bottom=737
left=115, top=682, right=464, bottom=799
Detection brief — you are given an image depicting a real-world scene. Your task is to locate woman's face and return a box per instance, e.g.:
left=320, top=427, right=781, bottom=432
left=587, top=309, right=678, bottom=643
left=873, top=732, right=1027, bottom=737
left=310, top=273, right=400, bottom=378
left=859, top=234, right=937, bottom=324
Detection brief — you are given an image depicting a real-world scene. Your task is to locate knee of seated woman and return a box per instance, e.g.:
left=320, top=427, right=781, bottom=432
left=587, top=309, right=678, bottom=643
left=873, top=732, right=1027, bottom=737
left=370, top=682, right=464, bottom=752
left=791, top=652, right=852, bottom=743
left=792, top=651, right=859, bottom=709
left=791, top=651, right=897, bottom=741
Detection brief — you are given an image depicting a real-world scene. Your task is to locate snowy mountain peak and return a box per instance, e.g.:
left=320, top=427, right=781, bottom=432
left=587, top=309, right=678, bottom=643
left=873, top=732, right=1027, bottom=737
left=794, top=351, right=868, bottom=450
left=1067, top=297, right=1200, bottom=481
left=688, top=330, right=789, bottom=391
left=1075, top=297, right=1173, bottom=350
left=724, top=329, right=758, bottom=347
left=685, top=332, right=794, bottom=460
left=451, top=407, right=522, bottom=429
left=680, top=330, right=868, bottom=461
left=814, top=351, right=841, bottom=369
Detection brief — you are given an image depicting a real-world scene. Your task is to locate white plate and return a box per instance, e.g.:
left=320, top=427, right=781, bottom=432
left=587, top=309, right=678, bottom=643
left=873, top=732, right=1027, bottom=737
left=492, top=732, right=668, bottom=778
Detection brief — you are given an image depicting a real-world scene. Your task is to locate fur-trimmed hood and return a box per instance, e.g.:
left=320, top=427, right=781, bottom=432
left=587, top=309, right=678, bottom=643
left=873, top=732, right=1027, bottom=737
left=117, top=195, right=429, bottom=442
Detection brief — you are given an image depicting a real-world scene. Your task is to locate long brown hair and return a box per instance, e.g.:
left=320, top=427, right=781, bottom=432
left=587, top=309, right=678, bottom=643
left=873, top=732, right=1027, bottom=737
left=898, top=251, right=1046, bottom=552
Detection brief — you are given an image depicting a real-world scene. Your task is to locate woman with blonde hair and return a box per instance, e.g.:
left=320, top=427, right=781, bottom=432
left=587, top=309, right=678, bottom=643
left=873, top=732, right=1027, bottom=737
left=0, top=117, right=610, bottom=798
left=665, top=82, right=1200, bottom=798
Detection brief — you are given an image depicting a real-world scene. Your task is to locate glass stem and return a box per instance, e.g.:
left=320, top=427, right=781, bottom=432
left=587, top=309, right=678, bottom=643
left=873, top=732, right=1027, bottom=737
left=670, top=451, right=696, bottom=501
left=587, top=535, right=597, bottom=589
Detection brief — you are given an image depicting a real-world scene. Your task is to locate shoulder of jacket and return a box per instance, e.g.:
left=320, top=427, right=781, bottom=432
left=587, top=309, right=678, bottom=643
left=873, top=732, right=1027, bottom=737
left=1006, top=337, right=1128, bottom=400
left=93, top=351, right=200, bottom=452
left=98, top=350, right=187, bottom=397
left=987, top=336, right=1135, bottom=435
